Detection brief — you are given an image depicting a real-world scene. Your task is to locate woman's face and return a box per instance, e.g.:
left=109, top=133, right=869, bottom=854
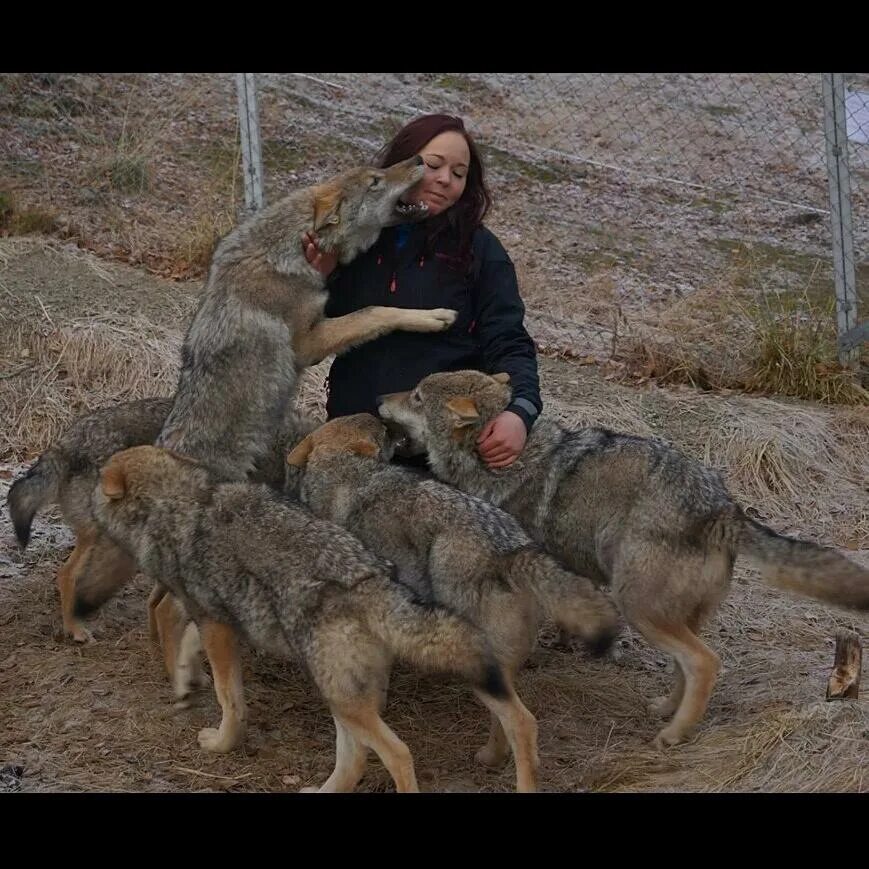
left=401, top=130, right=470, bottom=216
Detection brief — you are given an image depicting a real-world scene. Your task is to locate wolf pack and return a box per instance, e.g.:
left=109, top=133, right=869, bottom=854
left=8, top=157, right=868, bottom=793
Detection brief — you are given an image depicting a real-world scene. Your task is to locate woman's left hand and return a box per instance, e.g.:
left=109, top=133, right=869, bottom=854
left=476, top=411, right=527, bottom=469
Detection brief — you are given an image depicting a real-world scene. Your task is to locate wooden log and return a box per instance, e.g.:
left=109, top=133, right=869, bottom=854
left=826, top=629, right=862, bottom=700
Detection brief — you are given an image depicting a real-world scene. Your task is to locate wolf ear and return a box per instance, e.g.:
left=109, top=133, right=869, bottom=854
left=101, top=462, right=126, bottom=500
left=445, top=397, right=480, bottom=428
left=491, top=372, right=511, bottom=385
left=313, top=189, right=343, bottom=231
left=286, top=435, right=314, bottom=468
left=349, top=439, right=378, bottom=458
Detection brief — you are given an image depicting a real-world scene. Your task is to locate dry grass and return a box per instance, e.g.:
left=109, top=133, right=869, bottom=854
left=169, top=210, right=234, bottom=276
left=0, top=188, right=59, bottom=237
left=107, top=156, right=149, bottom=195
left=0, top=74, right=241, bottom=279
left=0, top=317, right=182, bottom=461
left=609, top=267, right=867, bottom=407
left=167, top=123, right=241, bottom=275
left=167, top=134, right=240, bottom=276
left=743, top=290, right=868, bottom=405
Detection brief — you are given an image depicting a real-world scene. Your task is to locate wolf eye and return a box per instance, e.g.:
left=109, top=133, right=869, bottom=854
left=369, top=176, right=381, bottom=189
left=411, top=390, right=422, bottom=404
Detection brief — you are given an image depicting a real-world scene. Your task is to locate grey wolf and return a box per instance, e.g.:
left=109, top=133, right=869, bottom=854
left=156, top=154, right=454, bottom=481
left=91, top=445, right=540, bottom=792
left=378, top=369, right=869, bottom=748
left=286, top=412, right=619, bottom=769
left=146, top=155, right=455, bottom=692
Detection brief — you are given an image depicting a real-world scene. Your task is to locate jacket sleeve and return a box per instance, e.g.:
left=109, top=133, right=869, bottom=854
left=473, top=231, right=542, bottom=432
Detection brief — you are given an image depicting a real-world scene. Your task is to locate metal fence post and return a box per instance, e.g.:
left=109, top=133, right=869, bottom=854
left=236, top=73, right=265, bottom=213
left=822, top=73, right=860, bottom=366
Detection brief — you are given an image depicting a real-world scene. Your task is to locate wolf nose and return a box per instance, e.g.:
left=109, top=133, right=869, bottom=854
left=414, top=155, right=424, bottom=166
left=375, top=395, right=385, bottom=408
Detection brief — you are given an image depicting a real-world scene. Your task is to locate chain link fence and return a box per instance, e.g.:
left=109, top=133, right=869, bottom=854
left=242, top=73, right=867, bottom=378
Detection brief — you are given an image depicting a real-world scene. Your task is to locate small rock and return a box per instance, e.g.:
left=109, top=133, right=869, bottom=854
left=788, top=211, right=822, bottom=226
left=0, top=765, right=25, bottom=792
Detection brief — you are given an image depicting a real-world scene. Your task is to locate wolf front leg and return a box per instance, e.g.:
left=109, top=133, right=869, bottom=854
left=294, top=307, right=457, bottom=366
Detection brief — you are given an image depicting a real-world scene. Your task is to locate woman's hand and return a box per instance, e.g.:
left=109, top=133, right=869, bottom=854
left=301, top=231, right=339, bottom=277
left=476, top=410, right=527, bottom=469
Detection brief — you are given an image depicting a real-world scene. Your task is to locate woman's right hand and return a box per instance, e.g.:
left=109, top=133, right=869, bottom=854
left=301, top=231, right=339, bottom=278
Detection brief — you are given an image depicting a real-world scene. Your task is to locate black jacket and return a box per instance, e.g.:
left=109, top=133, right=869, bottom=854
left=323, top=222, right=542, bottom=431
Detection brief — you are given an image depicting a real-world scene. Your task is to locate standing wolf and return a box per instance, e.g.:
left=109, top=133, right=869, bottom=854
left=91, top=445, right=540, bottom=793
left=155, top=154, right=453, bottom=480
left=378, top=370, right=869, bottom=749
left=286, top=413, right=619, bottom=770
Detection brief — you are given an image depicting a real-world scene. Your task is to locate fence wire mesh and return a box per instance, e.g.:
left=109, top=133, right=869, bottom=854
left=248, top=73, right=867, bottom=385
left=0, top=73, right=864, bottom=393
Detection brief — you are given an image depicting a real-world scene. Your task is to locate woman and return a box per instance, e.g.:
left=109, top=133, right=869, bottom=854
left=303, top=114, right=541, bottom=469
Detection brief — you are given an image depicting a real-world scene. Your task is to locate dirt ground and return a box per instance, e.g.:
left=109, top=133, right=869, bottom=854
left=1, top=239, right=866, bottom=793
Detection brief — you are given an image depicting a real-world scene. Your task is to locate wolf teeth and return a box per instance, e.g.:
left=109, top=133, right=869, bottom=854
left=396, top=202, right=428, bottom=213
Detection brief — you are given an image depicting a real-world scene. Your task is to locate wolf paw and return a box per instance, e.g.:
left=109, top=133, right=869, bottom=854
left=410, top=308, right=457, bottom=332
left=652, top=725, right=688, bottom=750
left=69, top=625, right=94, bottom=644
left=648, top=695, right=679, bottom=718
left=474, top=745, right=509, bottom=769
left=430, top=308, right=457, bottom=328
left=197, top=726, right=238, bottom=754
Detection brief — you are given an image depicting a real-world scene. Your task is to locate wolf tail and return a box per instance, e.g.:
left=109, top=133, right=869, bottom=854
left=362, top=578, right=511, bottom=700
left=504, top=545, right=620, bottom=655
left=7, top=450, right=66, bottom=547
left=738, top=516, right=869, bottom=611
